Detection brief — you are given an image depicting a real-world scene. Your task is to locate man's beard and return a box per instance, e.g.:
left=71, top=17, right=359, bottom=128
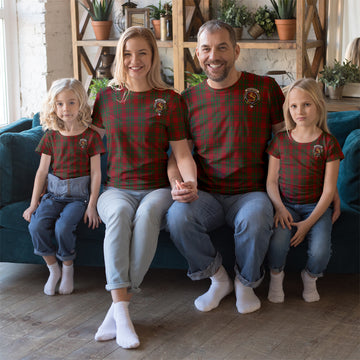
left=203, top=62, right=231, bottom=83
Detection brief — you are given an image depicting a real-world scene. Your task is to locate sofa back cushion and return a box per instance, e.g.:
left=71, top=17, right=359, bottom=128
left=0, top=126, right=43, bottom=207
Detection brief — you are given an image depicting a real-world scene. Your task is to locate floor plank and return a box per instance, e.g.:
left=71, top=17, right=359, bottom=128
left=0, top=263, right=359, bottom=360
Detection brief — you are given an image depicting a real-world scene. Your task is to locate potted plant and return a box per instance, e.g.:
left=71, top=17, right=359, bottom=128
left=319, top=59, right=360, bottom=99
left=147, top=1, right=171, bottom=39
left=79, top=0, right=114, bottom=40
left=248, top=5, right=276, bottom=39
left=219, top=0, right=252, bottom=40
left=269, top=0, right=296, bottom=40
left=89, top=77, right=110, bottom=101
left=185, top=71, right=207, bottom=87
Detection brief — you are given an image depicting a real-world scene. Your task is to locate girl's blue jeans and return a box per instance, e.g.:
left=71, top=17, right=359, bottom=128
left=267, top=201, right=333, bottom=277
left=167, top=190, right=274, bottom=287
left=29, top=193, right=87, bottom=262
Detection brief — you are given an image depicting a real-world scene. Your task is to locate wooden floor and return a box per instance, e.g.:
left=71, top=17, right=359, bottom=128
left=0, top=263, right=359, bottom=360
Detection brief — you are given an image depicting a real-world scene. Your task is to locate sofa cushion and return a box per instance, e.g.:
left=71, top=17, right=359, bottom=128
left=327, top=110, right=360, bottom=148
left=0, top=126, right=43, bottom=207
left=337, top=128, right=360, bottom=213
left=32, top=112, right=41, bottom=128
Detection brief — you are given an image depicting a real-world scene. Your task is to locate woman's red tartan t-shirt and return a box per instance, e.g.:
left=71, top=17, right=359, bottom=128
left=92, top=87, right=187, bottom=190
left=267, top=131, right=344, bottom=204
left=36, top=127, right=105, bottom=180
left=182, top=72, right=284, bottom=194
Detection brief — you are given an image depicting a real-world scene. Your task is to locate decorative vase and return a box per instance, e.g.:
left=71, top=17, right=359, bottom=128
left=327, top=85, right=344, bottom=100
left=233, top=27, right=243, bottom=40
left=160, top=15, right=172, bottom=41
left=248, top=23, right=265, bottom=39
left=275, top=19, right=296, bottom=40
left=91, top=20, right=112, bottom=40
left=152, top=19, right=161, bottom=40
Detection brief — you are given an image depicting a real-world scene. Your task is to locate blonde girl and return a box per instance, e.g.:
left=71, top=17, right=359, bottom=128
left=266, top=78, right=343, bottom=303
left=91, top=27, right=197, bottom=349
left=23, top=78, right=105, bottom=296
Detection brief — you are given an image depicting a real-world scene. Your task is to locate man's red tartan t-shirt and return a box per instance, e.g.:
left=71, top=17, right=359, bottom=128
left=36, top=127, right=105, bottom=180
left=92, top=87, right=187, bottom=190
left=182, top=72, right=284, bottom=194
left=267, top=131, right=344, bottom=204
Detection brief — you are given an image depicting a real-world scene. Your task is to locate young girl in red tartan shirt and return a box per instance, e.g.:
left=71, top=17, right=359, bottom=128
left=23, top=78, right=105, bottom=296
left=266, top=78, right=344, bottom=303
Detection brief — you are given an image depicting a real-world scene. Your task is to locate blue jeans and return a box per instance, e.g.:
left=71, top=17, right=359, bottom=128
left=97, top=187, right=173, bottom=292
left=166, top=190, right=274, bottom=287
left=267, top=202, right=333, bottom=277
left=29, top=193, right=87, bottom=261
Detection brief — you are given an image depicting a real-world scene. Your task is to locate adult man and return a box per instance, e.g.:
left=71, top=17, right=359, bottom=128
left=167, top=20, right=285, bottom=314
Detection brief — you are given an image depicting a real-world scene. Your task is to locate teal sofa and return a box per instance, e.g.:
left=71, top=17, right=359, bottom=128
left=0, top=111, right=359, bottom=273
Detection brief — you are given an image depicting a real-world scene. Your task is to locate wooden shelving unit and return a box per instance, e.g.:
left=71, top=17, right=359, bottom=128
left=71, top=0, right=327, bottom=93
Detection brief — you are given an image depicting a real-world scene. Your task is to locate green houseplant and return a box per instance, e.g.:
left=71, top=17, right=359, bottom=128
left=185, top=71, right=207, bottom=87
left=269, top=0, right=296, bottom=40
left=219, top=0, right=252, bottom=39
left=147, top=1, right=172, bottom=39
left=319, top=59, right=360, bottom=99
left=89, top=77, right=110, bottom=101
left=248, top=5, right=276, bottom=39
left=79, top=0, right=114, bottom=40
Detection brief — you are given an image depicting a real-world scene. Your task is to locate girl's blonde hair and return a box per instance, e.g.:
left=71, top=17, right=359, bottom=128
left=41, top=78, right=92, bottom=131
left=110, top=26, right=169, bottom=92
left=283, top=77, right=329, bottom=133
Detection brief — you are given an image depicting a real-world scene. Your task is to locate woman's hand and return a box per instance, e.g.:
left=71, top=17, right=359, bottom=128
left=84, top=206, right=101, bottom=229
left=23, top=205, right=38, bottom=222
left=171, top=180, right=198, bottom=203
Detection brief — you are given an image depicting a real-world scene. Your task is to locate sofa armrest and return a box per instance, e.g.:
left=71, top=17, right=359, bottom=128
left=0, top=126, right=44, bottom=207
left=0, top=118, right=33, bottom=136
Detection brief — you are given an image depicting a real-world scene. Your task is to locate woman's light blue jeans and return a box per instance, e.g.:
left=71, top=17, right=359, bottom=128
left=166, top=190, right=274, bottom=287
left=97, top=186, right=173, bottom=292
left=267, top=202, right=333, bottom=277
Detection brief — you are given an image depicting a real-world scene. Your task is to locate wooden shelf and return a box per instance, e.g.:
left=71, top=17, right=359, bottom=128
left=326, top=97, right=360, bottom=112
left=71, top=0, right=327, bottom=93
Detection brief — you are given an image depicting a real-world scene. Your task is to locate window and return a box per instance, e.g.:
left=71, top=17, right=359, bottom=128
left=0, top=0, right=19, bottom=126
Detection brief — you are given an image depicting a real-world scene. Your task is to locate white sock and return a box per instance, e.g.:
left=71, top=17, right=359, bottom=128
left=95, top=303, right=116, bottom=341
left=114, top=301, right=140, bottom=349
left=59, top=263, right=74, bottom=295
left=194, top=265, right=233, bottom=312
left=234, top=277, right=261, bottom=314
left=301, top=270, right=320, bottom=302
left=268, top=271, right=285, bottom=303
left=44, top=262, right=61, bottom=296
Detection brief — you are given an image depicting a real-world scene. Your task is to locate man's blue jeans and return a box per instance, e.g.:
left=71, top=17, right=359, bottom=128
left=167, top=190, right=274, bottom=287
left=29, top=193, right=87, bottom=261
left=267, top=202, right=332, bottom=277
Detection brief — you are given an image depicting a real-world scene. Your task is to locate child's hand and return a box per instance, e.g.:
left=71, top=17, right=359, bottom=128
left=290, top=220, right=311, bottom=247
left=84, top=206, right=101, bottom=229
left=23, top=205, right=38, bottom=222
left=274, top=207, right=293, bottom=229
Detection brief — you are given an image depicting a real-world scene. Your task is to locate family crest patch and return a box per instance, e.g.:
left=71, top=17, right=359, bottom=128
left=313, top=145, right=324, bottom=158
left=79, top=138, right=88, bottom=149
left=154, top=98, right=167, bottom=116
left=244, top=88, right=260, bottom=107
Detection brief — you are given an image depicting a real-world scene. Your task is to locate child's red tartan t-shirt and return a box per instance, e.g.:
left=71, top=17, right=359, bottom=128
left=182, top=72, right=284, bottom=194
left=92, top=87, right=187, bottom=190
left=36, top=127, right=105, bottom=180
left=267, top=131, right=344, bottom=204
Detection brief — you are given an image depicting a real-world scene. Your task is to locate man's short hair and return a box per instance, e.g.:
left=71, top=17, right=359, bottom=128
left=197, top=20, right=237, bottom=47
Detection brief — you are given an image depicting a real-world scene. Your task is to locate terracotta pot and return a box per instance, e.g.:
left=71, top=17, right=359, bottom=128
left=233, top=27, right=243, bottom=40
left=248, top=23, right=265, bottom=39
left=91, top=20, right=112, bottom=40
left=327, top=85, right=344, bottom=100
left=152, top=19, right=161, bottom=40
left=275, top=19, right=296, bottom=40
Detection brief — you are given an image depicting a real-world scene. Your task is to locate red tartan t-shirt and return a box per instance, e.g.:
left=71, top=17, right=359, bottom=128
left=267, top=130, right=344, bottom=204
left=92, top=87, right=187, bottom=190
left=36, top=127, right=105, bottom=180
left=182, top=72, right=284, bottom=194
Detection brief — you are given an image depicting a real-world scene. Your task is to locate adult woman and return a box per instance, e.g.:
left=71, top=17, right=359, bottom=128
left=91, top=26, right=197, bottom=349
